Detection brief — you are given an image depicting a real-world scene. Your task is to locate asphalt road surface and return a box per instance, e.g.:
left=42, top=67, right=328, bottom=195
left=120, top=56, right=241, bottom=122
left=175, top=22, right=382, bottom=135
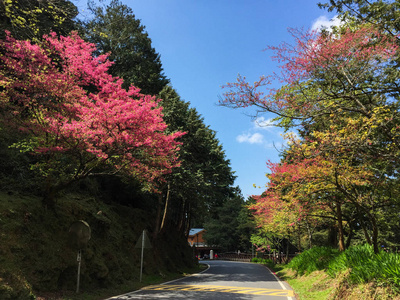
left=107, top=260, right=296, bottom=300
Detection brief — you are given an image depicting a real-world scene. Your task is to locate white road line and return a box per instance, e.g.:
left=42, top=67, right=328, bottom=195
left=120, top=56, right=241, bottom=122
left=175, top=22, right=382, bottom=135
left=265, top=266, right=294, bottom=300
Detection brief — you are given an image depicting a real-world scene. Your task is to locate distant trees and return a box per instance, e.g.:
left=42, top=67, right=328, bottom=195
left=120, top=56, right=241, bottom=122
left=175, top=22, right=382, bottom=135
left=203, top=190, right=254, bottom=252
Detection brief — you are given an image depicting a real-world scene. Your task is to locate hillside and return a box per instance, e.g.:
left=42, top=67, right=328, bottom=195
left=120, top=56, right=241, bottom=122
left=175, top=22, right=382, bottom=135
left=0, top=190, right=197, bottom=299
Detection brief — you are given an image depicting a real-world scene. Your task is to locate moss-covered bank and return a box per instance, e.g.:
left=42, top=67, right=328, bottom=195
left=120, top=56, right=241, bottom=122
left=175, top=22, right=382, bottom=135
left=0, top=191, right=197, bottom=299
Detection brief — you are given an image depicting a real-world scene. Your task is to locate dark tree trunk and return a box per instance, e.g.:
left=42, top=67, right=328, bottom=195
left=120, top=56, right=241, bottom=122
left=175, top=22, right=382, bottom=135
left=153, top=191, right=164, bottom=240
left=371, top=216, right=379, bottom=254
left=336, top=200, right=345, bottom=251
left=345, top=224, right=353, bottom=249
left=159, top=182, right=171, bottom=234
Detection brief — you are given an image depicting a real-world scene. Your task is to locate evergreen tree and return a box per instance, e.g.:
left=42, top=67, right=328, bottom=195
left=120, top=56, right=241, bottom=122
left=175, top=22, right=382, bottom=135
left=82, top=0, right=169, bottom=95
left=0, top=0, right=78, bottom=40
left=155, top=86, right=236, bottom=237
left=203, top=190, right=248, bottom=252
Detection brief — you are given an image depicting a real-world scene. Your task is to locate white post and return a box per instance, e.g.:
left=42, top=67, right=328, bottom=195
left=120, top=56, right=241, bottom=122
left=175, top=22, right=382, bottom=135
left=76, top=250, right=82, bottom=293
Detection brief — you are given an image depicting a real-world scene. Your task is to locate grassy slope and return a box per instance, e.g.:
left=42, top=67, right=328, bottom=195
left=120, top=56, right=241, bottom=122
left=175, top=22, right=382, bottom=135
left=276, top=266, right=400, bottom=300
left=0, top=191, right=198, bottom=300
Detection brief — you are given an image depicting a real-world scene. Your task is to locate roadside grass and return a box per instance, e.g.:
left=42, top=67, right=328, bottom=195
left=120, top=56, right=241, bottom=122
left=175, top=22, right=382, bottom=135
left=277, top=268, right=335, bottom=300
left=277, top=266, right=400, bottom=300
left=267, top=245, right=400, bottom=300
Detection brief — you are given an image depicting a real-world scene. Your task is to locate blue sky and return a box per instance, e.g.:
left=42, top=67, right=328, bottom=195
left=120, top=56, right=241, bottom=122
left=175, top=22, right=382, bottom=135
left=74, top=0, right=338, bottom=198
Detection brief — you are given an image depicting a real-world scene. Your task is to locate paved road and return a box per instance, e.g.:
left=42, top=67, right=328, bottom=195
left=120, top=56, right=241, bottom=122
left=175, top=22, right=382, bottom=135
left=107, top=260, right=295, bottom=300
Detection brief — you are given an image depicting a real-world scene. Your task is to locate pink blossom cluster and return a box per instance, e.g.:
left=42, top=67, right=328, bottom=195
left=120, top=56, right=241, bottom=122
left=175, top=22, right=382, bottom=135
left=0, top=31, right=184, bottom=185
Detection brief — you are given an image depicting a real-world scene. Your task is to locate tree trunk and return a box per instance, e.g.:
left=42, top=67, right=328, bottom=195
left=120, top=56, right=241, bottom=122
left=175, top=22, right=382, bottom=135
left=306, top=221, right=313, bottom=249
left=184, top=203, right=191, bottom=237
left=297, top=223, right=302, bottom=251
left=42, top=176, right=59, bottom=210
left=286, top=234, right=290, bottom=264
left=42, top=189, right=56, bottom=210
left=178, top=199, right=187, bottom=235
left=336, top=200, right=345, bottom=251
left=361, top=223, right=372, bottom=245
left=345, top=224, right=353, bottom=249
left=159, top=182, right=171, bottom=233
left=371, top=216, right=379, bottom=254
left=153, top=191, right=164, bottom=240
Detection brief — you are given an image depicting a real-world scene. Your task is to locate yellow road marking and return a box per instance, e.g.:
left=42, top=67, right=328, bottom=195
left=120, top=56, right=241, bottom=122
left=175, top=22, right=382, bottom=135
left=142, top=284, right=294, bottom=297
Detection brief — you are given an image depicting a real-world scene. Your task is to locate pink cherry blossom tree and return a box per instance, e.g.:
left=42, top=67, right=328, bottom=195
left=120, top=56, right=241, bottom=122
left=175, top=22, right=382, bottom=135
left=0, top=31, right=184, bottom=207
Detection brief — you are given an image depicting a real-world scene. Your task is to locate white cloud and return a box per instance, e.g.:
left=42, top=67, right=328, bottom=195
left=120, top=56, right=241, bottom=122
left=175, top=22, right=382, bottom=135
left=236, top=132, right=264, bottom=144
left=253, top=117, right=275, bottom=130
left=311, top=15, right=342, bottom=32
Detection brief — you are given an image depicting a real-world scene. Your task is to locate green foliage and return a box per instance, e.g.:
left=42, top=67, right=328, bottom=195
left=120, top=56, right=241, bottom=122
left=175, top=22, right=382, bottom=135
left=319, top=0, right=400, bottom=37
left=327, top=244, right=377, bottom=282
left=0, top=129, right=41, bottom=194
left=223, top=2, right=400, bottom=254
left=0, top=0, right=78, bottom=40
left=328, top=244, right=400, bottom=288
left=288, top=246, right=340, bottom=276
left=82, top=0, right=169, bottom=95
left=376, top=251, right=400, bottom=287
left=158, top=86, right=236, bottom=231
left=203, top=190, right=248, bottom=252
left=251, top=257, right=275, bottom=268
left=0, top=270, right=35, bottom=300
left=289, top=244, right=400, bottom=292
left=236, top=198, right=257, bottom=251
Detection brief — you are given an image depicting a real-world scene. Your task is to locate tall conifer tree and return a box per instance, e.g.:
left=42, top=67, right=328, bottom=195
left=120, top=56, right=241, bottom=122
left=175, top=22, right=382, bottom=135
left=82, top=0, right=169, bottom=95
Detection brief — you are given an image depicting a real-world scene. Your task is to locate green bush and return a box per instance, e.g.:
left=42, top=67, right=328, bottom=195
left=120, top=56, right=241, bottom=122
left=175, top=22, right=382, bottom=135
left=289, top=244, right=400, bottom=290
left=251, top=257, right=275, bottom=268
left=376, top=250, right=400, bottom=288
left=328, top=244, right=377, bottom=283
left=329, top=244, right=400, bottom=289
left=288, top=246, right=340, bottom=276
left=0, top=270, right=35, bottom=300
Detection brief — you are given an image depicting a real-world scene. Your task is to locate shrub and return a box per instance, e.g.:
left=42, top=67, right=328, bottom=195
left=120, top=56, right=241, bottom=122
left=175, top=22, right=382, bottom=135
left=288, top=246, right=340, bottom=276
left=328, top=244, right=377, bottom=283
left=251, top=257, right=275, bottom=268
left=289, top=244, right=400, bottom=291
left=329, top=244, right=400, bottom=289
left=376, top=250, right=400, bottom=288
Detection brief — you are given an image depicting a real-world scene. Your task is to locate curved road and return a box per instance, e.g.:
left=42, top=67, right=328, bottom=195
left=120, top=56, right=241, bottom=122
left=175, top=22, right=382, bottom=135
left=107, top=260, right=295, bottom=300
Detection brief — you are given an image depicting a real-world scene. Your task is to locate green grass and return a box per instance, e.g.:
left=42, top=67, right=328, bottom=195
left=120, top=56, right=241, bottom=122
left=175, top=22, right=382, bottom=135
left=275, top=245, right=400, bottom=299
left=251, top=257, right=275, bottom=268
left=278, top=269, right=334, bottom=300
left=288, top=246, right=340, bottom=276
left=327, top=244, right=400, bottom=289
left=276, top=265, right=400, bottom=300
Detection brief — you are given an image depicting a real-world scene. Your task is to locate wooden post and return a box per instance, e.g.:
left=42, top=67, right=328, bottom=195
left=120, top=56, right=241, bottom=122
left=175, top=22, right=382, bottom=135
left=140, top=230, right=145, bottom=282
